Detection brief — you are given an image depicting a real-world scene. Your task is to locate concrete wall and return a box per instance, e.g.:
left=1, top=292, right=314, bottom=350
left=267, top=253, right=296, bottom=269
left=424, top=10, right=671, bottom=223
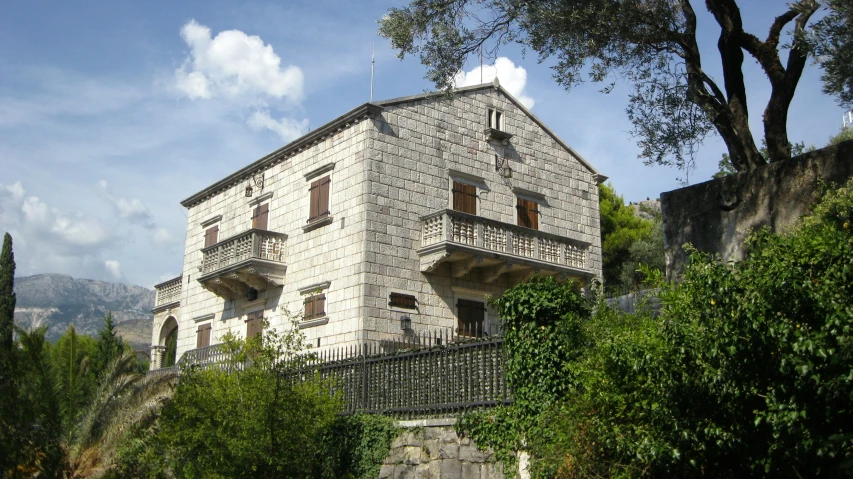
left=380, top=421, right=506, bottom=479
left=661, top=140, right=853, bottom=278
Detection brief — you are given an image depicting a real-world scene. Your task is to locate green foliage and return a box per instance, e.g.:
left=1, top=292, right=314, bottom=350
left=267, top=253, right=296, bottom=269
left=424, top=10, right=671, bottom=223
left=458, top=277, right=592, bottom=472
left=829, top=126, right=853, bottom=146
left=0, top=232, right=17, bottom=475
left=50, top=325, right=98, bottom=439
left=153, top=320, right=341, bottom=478
left=599, top=183, right=661, bottom=291
left=318, top=414, right=399, bottom=479
left=813, top=0, right=853, bottom=109
left=92, top=312, right=125, bottom=378
left=162, top=327, right=177, bottom=368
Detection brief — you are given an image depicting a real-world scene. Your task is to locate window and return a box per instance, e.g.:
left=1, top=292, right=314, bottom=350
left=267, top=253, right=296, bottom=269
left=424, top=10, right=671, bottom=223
left=304, top=294, right=326, bottom=320
left=246, top=310, right=263, bottom=339
left=252, top=203, right=269, bottom=230
left=452, top=181, right=477, bottom=214
left=457, top=299, right=485, bottom=337
left=196, top=323, right=211, bottom=348
left=308, top=175, right=331, bottom=223
left=389, top=293, right=417, bottom=309
left=516, top=198, right=539, bottom=230
left=487, top=108, right=504, bottom=131
left=204, top=226, right=219, bottom=248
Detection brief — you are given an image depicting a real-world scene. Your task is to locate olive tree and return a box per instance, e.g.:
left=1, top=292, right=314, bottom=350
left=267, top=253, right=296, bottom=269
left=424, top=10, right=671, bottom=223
left=379, top=1, right=850, bottom=175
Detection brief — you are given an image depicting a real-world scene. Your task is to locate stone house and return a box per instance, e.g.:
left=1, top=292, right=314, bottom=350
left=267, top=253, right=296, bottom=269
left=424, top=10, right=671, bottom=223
left=150, top=79, right=606, bottom=369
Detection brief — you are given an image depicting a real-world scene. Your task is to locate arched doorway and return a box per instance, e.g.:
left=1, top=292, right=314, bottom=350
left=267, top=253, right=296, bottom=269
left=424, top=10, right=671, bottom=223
left=159, top=316, right=178, bottom=368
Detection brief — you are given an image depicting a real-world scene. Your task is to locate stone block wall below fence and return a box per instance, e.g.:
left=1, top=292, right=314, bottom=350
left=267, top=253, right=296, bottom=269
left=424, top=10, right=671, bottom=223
left=175, top=329, right=512, bottom=419
left=380, top=421, right=507, bottom=479
left=660, top=140, right=853, bottom=279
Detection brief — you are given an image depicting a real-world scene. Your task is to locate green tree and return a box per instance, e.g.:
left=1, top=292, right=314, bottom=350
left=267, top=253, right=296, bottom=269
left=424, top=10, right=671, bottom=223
left=154, top=320, right=341, bottom=478
left=92, top=312, right=124, bottom=378
left=380, top=1, right=850, bottom=173
left=714, top=140, right=815, bottom=178
left=598, top=183, right=657, bottom=290
left=0, top=233, right=20, bottom=476
left=813, top=0, right=853, bottom=108
left=540, top=180, right=853, bottom=477
left=50, top=325, right=99, bottom=439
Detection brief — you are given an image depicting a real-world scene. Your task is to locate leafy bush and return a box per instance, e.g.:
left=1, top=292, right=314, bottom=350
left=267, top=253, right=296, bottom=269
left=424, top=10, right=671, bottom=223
left=152, top=320, right=342, bottom=479
left=462, top=180, right=853, bottom=478
left=318, top=413, right=398, bottom=479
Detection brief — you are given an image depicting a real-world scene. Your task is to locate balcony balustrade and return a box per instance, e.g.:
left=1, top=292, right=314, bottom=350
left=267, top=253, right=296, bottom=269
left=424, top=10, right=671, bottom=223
left=198, top=228, right=288, bottom=299
left=418, top=209, right=591, bottom=283
left=153, top=276, right=182, bottom=313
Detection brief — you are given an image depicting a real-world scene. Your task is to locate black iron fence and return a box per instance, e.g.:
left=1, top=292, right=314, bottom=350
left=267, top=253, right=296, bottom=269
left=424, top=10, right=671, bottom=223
left=165, top=328, right=512, bottom=418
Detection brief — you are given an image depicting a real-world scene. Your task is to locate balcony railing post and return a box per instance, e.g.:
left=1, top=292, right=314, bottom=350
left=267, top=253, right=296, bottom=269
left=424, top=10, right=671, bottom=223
left=559, top=241, right=567, bottom=265
left=533, top=236, right=540, bottom=260
left=506, top=228, right=513, bottom=254
left=443, top=211, right=451, bottom=242
left=251, top=230, right=260, bottom=259
left=476, top=221, right=484, bottom=249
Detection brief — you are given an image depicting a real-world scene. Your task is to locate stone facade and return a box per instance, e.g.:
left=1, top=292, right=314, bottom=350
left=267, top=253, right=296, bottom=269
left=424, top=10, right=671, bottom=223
left=150, top=80, right=604, bottom=367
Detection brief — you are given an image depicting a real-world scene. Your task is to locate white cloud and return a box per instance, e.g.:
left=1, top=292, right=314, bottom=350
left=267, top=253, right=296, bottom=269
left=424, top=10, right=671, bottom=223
left=105, top=259, right=121, bottom=278
left=175, top=19, right=304, bottom=102
left=96, top=180, right=154, bottom=228
left=0, top=181, right=113, bottom=252
left=152, top=227, right=174, bottom=245
left=454, top=57, right=535, bottom=109
left=248, top=109, right=309, bottom=141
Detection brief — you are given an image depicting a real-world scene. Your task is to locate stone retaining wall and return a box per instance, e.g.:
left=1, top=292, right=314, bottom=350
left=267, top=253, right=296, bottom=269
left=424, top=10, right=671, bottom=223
left=379, top=420, right=506, bottom=479
left=661, top=140, right=853, bottom=278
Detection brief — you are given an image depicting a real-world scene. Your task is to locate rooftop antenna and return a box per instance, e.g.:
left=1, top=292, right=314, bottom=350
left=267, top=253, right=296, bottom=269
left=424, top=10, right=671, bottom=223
left=370, top=42, right=375, bottom=102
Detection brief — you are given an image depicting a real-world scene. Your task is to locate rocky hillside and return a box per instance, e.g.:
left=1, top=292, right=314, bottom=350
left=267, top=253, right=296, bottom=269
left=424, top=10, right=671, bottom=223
left=13, top=273, right=154, bottom=351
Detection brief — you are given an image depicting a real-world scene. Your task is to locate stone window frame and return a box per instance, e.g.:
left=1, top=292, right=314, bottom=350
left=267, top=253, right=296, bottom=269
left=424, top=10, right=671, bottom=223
left=450, top=287, right=496, bottom=337
left=245, top=308, right=264, bottom=339
left=486, top=107, right=506, bottom=131
left=200, top=215, right=222, bottom=249
left=196, top=322, right=212, bottom=348
left=298, top=281, right=331, bottom=329
left=447, top=169, right=487, bottom=215
left=303, top=163, right=336, bottom=232
left=247, top=191, right=274, bottom=231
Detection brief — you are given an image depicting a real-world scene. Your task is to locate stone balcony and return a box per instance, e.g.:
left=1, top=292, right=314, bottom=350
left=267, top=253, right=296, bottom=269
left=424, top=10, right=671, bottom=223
left=152, top=275, right=182, bottom=313
left=198, top=228, right=288, bottom=299
left=417, top=209, right=591, bottom=283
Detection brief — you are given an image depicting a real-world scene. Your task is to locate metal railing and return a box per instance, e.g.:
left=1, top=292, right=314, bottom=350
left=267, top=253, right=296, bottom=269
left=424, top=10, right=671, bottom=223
left=421, top=209, right=588, bottom=269
left=154, top=276, right=182, bottom=307
left=170, top=329, right=511, bottom=418
left=201, top=229, right=288, bottom=276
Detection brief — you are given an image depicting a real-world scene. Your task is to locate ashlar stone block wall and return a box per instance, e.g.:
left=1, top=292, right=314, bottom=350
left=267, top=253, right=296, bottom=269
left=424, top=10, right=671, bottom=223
left=363, top=86, right=602, bottom=341
left=380, top=424, right=506, bottom=479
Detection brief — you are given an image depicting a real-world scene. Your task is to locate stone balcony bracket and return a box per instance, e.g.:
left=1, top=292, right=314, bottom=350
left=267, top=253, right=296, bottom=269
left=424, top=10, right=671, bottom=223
left=198, top=228, right=288, bottom=299
left=417, top=209, right=591, bottom=284
left=484, top=127, right=513, bottom=145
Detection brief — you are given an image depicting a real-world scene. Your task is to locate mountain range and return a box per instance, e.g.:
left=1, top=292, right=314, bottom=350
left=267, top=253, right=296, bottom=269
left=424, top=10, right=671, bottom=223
left=13, top=273, right=155, bottom=351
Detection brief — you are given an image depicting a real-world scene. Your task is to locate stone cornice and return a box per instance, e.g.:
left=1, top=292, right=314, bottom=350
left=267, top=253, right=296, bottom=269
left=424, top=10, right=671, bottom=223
left=181, top=103, right=383, bottom=209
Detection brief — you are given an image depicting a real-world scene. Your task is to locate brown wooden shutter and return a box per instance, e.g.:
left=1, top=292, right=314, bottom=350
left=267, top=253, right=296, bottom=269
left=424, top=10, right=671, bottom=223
left=308, top=176, right=331, bottom=222
left=304, top=294, right=325, bottom=320
left=452, top=181, right=476, bottom=214
left=246, top=311, right=263, bottom=338
left=457, top=299, right=485, bottom=337
left=196, top=323, right=211, bottom=348
left=204, top=226, right=219, bottom=248
left=516, top=198, right=539, bottom=230
left=252, top=203, right=269, bottom=230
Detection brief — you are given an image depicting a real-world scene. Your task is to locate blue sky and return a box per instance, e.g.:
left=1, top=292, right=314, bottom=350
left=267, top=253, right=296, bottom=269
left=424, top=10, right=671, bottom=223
left=0, top=0, right=846, bottom=287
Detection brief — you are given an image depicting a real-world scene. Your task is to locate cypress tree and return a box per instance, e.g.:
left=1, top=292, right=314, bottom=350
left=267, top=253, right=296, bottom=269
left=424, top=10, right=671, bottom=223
left=0, top=233, right=18, bottom=475
left=0, top=233, right=14, bottom=354
left=93, top=311, right=124, bottom=377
